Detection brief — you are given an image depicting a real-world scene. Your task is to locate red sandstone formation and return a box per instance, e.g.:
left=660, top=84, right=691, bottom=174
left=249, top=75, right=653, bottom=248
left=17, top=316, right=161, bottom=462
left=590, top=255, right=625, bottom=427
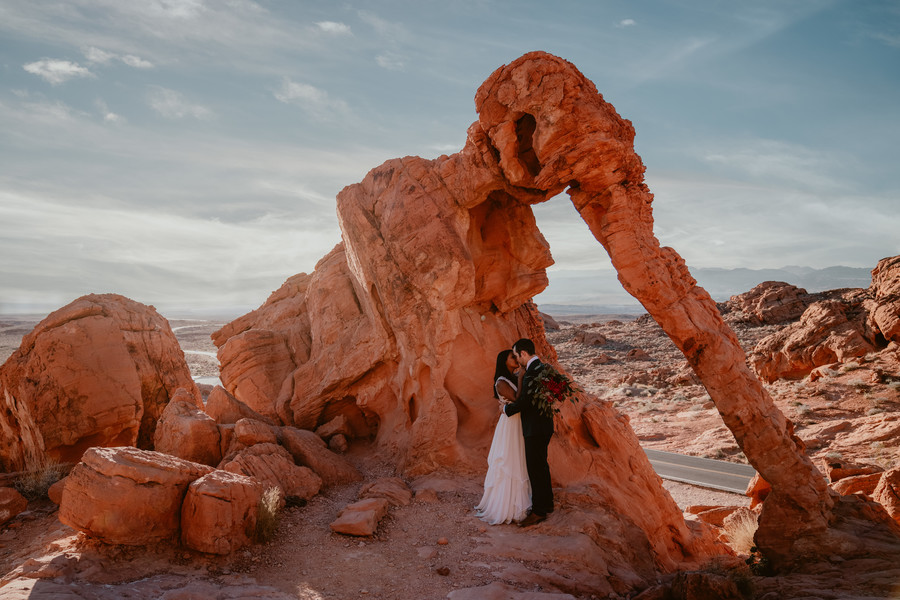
left=750, top=294, right=877, bottom=382
left=181, top=469, right=263, bottom=554
left=869, top=255, right=900, bottom=344
left=219, top=443, right=322, bottom=504
left=214, top=53, right=729, bottom=580
left=723, top=281, right=814, bottom=324
left=874, top=468, right=900, bottom=525
left=59, top=447, right=213, bottom=545
left=277, top=427, right=361, bottom=488
left=0, top=294, right=200, bottom=472
left=0, top=487, right=27, bottom=526
left=205, top=385, right=275, bottom=426
left=154, top=390, right=223, bottom=467
left=208, top=49, right=864, bottom=573
left=739, top=257, right=898, bottom=383
left=209, top=51, right=900, bottom=573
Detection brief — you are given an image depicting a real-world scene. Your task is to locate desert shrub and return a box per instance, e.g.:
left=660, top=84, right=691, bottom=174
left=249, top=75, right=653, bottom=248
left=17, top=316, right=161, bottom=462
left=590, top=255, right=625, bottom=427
left=13, top=457, right=67, bottom=501
left=867, top=407, right=884, bottom=416
left=848, top=379, right=869, bottom=391
left=724, top=510, right=758, bottom=555
left=841, top=361, right=861, bottom=373
left=255, top=486, right=282, bottom=543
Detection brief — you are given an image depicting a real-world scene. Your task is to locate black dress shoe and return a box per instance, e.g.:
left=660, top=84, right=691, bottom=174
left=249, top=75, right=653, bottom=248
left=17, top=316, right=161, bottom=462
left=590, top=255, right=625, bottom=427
left=517, top=512, right=546, bottom=527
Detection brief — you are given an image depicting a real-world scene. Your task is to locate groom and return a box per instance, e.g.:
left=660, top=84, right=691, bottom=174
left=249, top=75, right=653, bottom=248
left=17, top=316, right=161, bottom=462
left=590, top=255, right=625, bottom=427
left=503, top=337, right=554, bottom=526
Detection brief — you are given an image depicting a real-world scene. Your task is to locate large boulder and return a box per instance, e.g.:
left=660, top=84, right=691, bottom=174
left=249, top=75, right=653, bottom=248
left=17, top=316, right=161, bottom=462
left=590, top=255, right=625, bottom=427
left=723, top=281, right=814, bottom=325
left=873, top=468, right=900, bottom=525
left=0, top=294, right=200, bottom=472
left=0, top=487, right=28, bottom=526
left=234, top=418, right=278, bottom=446
left=181, top=469, right=263, bottom=554
left=869, top=255, right=900, bottom=344
left=205, top=385, right=275, bottom=425
left=154, top=390, right=222, bottom=467
left=220, top=442, right=322, bottom=503
left=278, top=427, right=361, bottom=487
left=59, top=446, right=213, bottom=545
left=749, top=294, right=877, bottom=382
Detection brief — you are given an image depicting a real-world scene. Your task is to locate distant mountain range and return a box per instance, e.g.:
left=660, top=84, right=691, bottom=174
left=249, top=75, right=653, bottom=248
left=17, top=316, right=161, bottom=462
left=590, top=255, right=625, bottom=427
left=535, top=265, right=872, bottom=316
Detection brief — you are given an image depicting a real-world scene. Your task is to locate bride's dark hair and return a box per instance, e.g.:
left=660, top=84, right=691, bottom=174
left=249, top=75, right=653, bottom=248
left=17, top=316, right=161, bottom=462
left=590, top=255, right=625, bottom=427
left=493, top=349, right=515, bottom=399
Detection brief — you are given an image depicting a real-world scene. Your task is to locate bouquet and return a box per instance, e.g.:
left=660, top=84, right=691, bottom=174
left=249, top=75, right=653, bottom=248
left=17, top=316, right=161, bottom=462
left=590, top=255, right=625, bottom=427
left=527, top=363, right=582, bottom=417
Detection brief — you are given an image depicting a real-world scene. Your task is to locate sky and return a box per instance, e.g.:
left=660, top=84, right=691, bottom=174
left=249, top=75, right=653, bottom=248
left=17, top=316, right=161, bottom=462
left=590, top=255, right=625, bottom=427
left=1, top=0, right=898, bottom=316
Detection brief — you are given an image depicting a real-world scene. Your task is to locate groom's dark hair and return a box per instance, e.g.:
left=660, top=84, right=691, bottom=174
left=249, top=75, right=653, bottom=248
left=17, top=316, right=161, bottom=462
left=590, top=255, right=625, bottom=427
left=512, top=338, right=535, bottom=356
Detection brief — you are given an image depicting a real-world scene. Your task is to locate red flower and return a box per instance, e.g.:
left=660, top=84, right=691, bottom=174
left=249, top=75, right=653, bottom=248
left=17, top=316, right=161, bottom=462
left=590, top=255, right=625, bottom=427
left=527, top=363, right=582, bottom=417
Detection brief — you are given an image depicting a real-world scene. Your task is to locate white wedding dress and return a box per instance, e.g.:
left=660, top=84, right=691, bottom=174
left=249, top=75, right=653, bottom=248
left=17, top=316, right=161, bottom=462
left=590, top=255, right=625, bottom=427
left=474, top=376, right=531, bottom=524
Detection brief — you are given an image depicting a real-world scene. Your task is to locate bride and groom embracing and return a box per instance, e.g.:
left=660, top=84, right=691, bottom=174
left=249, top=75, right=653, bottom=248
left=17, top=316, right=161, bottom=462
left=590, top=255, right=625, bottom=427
left=475, top=337, right=554, bottom=527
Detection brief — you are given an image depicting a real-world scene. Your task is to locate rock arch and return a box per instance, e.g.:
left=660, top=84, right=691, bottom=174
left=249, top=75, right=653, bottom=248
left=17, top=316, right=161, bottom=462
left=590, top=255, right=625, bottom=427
left=213, top=52, right=896, bottom=570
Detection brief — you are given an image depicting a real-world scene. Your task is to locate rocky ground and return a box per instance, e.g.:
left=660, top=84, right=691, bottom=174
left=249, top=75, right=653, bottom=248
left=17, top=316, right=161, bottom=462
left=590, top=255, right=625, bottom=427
left=548, top=313, right=899, bottom=471
left=2, top=311, right=899, bottom=598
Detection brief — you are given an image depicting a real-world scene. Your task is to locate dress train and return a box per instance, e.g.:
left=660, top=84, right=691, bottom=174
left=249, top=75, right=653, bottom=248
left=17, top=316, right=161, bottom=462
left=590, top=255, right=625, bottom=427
left=475, top=411, right=531, bottom=524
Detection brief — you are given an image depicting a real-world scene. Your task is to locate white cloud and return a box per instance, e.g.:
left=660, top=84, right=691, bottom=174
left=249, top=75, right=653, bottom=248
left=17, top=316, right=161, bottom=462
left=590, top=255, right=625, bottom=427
left=148, top=87, right=213, bottom=119
left=146, top=0, right=206, bottom=20
left=617, top=19, right=637, bottom=28
left=0, top=188, right=339, bottom=313
left=23, top=59, right=94, bottom=85
left=703, top=138, right=848, bottom=192
left=273, top=78, right=349, bottom=116
left=316, top=21, right=351, bottom=35
left=84, top=46, right=116, bottom=64
left=357, top=10, right=409, bottom=43
left=375, top=52, right=405, bottom=71
left=121, top=54, right=154, bottom=68
left=95, top=99, right=125, bottom=123
left=871, top=31, right=900, bottom=48
left=85, top=46, right=154, bottom=69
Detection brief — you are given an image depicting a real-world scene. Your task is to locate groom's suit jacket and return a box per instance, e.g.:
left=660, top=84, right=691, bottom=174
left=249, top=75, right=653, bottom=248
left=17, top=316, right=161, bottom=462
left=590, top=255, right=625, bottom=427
left=504, top=358, right=554, bottom=438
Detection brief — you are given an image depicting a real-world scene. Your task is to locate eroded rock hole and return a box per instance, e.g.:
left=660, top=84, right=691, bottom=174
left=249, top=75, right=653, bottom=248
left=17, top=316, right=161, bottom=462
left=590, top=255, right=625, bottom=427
left=515, top=113, right=541, bottom=178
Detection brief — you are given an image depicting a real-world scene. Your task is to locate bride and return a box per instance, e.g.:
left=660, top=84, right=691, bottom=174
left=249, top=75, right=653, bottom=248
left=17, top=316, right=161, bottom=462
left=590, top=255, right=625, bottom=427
left=474, top=349, right=531, bottom=524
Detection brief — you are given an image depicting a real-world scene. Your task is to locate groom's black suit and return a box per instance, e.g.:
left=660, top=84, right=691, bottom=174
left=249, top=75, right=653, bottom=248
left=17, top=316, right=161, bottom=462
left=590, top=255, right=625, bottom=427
left=504, top=358, right=554, bottom=516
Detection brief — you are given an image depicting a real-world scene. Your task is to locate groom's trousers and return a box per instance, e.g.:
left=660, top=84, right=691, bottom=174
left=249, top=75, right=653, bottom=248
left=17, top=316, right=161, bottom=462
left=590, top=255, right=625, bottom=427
left=524, top=433, right=554, bottom=516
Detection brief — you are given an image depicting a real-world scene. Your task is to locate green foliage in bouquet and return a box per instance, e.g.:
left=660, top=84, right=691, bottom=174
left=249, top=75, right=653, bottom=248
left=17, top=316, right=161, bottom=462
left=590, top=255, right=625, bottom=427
left=527, top=363, right=582, bottom=417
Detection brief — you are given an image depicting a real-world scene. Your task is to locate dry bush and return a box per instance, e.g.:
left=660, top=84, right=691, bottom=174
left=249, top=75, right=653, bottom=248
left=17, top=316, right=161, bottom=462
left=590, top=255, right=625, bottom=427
left=724, top=509, right=759, bottom=555
left=13, top=457, right=67, bottom=501
left=255, top=486, right=282, bottom=543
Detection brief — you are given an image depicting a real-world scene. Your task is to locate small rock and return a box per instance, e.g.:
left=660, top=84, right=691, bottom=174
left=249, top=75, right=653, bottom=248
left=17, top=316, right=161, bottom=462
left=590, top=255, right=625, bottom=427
left=436, top=567, right=450, bottom=576
left=437, top=537, right=449, bottom=545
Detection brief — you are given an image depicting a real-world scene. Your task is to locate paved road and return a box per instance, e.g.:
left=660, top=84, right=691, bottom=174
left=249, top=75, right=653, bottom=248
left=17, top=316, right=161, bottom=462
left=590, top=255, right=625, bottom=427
left=644, top=448, right=756, bottom=494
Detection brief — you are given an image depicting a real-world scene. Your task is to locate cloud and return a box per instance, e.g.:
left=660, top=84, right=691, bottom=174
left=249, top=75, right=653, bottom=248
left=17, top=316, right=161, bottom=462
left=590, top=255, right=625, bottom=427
left=871, top=31, right=900, bottom=48
left=316, top=21, right=351, bottom=35
left=702, top=138, right=849, bottom=193
left=0, top=188, right=340, bottom=313
left=616, top=19, right=637, bottom=28
left=83, top=46, right=116, bottom=65
left=375, top=52, right=405, bottom=70
left=273, top=77, right=349, bottom=116
left=22, top=59, right=94, bottom=85
left=148, top=87, right=213, bottom=119
left=95, top=99, right=124, bottom=123
left=121, top=54, right=154, bottom=68
left=84, top=46, right=154, bottom=69
left=357, top=10, right=405, bottom=40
